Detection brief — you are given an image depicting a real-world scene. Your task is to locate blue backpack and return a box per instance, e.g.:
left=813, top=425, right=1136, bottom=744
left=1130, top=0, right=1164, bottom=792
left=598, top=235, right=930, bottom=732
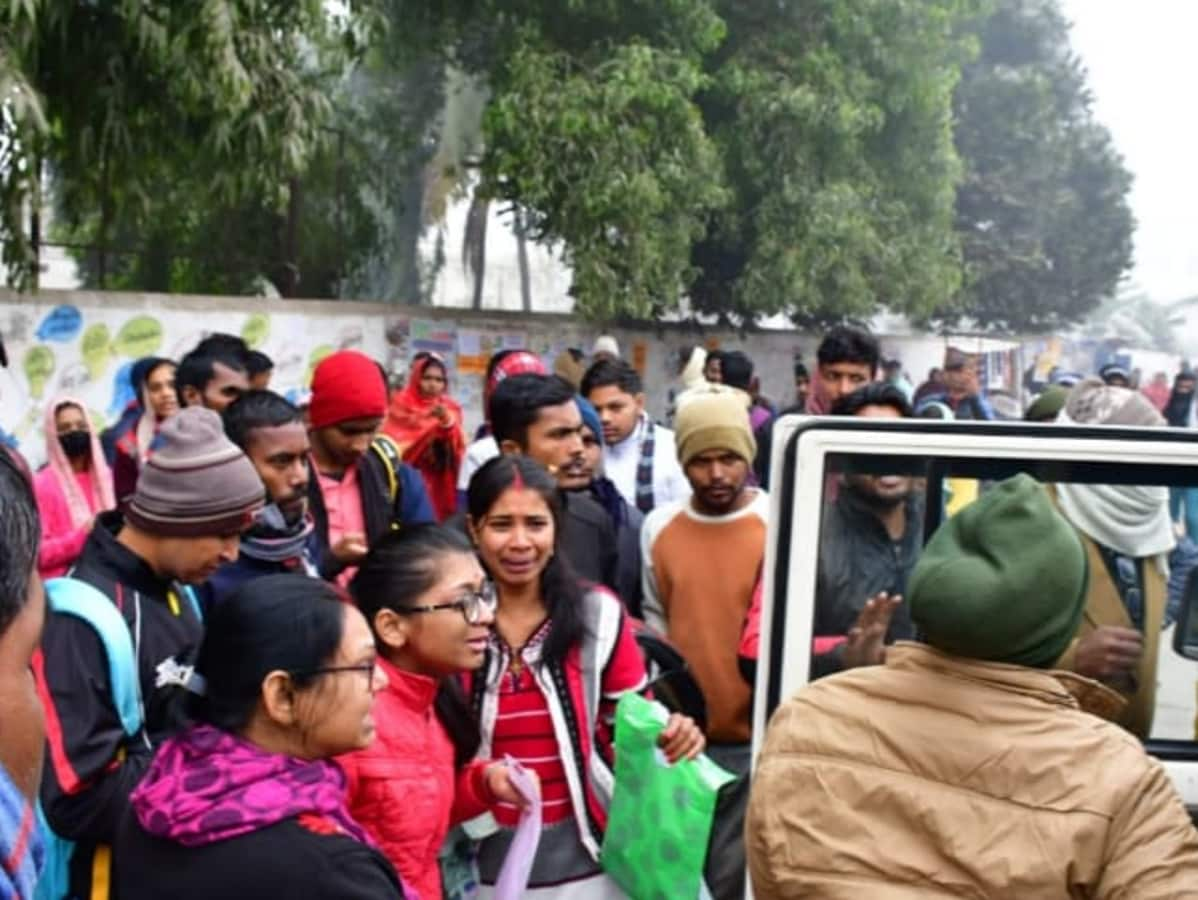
left=35, top=577, right=200, bottom=900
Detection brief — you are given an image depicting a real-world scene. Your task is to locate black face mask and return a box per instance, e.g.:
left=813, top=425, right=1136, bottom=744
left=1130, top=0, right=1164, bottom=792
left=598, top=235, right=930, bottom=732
left=59, top=431, right=91, bottom=459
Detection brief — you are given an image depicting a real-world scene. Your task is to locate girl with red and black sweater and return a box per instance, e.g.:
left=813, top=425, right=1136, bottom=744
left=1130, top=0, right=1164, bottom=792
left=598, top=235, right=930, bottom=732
left=465, top=456, right=705, bottom=897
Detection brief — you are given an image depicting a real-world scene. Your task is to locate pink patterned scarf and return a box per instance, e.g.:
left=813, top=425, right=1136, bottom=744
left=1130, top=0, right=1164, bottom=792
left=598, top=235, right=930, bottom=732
left=131, top=724, right=373, bottom=849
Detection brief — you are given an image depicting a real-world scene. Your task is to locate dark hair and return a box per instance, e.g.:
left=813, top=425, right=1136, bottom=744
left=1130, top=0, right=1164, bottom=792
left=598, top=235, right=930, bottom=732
left=831, top=382, right=912, bottom=418
left=194, top=332, right=251, bottom=364
left=245, top=351, right=274, bottom=377
left=222, top=390, right=302, bottom=451
left=793, top=361, right=809, bottom=380
left=351, top=526, right=480, bottom=767
left=419, top=355, right=447, bottom=379
left=490, top=374, right=577, bottom=448
left=581, top=358, right=642, bottom=398
left=176, top=347, right=247, bottom=406
left=0, top=448, right=39, bottom=634
left=816, top=326, right=880, bottom=376
left=190, top=574, right=346, bottom=733
left=467, top=455, right=585, bottom=666
left=719, top=351, right=755, bottom=391
left=132, top=357, right=174, bottom=396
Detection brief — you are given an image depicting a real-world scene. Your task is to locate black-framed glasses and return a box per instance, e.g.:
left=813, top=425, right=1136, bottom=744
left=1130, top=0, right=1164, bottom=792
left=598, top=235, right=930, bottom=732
left=401, top=585, right=497, bottom=625
left=292, top=662, right=377, bottom=686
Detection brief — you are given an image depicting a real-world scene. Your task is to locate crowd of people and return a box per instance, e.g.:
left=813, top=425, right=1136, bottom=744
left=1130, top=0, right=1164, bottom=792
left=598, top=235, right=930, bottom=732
left=1, top=325, right=1197, bottom=899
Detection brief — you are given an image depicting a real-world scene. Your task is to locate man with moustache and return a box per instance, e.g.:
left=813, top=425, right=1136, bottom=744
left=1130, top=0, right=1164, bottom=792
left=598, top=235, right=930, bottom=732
left=483, top=374, right=622, bottom=598
left=204, top=390, right=319, bottom=605
left=642, top=388, right=768, bottom=755
left=812, top=383, right=921, bottom=678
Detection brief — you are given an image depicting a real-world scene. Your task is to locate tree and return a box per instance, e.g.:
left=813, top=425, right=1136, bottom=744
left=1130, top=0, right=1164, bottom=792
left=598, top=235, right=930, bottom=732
left=691, top=0, right=973, bottom=326
left=2, top=1, right=374, bottom=290
left=942, top=0, right=1134, bottom=333
left=387, top=0, right=975, bottom=323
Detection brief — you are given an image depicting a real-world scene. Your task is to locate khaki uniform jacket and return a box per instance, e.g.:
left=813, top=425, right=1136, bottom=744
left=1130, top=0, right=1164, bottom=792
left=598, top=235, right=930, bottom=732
left=1053, top=532, right=1166, bottom=738
left=746, top=643, right=1198, bottom=899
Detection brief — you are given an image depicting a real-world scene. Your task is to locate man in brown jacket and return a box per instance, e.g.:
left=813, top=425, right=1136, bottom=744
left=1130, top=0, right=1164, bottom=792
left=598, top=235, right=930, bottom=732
left=747, top=474, right=1198, bottom=898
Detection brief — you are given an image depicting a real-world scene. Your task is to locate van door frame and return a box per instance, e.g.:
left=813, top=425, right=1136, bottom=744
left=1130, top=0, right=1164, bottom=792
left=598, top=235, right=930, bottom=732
left=755, top=417, right=1198, bottom=807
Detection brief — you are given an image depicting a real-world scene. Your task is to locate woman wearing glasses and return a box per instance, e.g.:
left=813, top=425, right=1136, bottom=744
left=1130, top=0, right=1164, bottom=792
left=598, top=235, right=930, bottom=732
left=114, top=574, right=406, bottom=899
left=466, top=455, right=705, bottom=898
left=339, top=526, right=529, bottom=900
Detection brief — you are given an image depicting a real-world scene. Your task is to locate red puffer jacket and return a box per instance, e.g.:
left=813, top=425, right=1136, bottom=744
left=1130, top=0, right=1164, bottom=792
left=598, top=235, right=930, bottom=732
left=339, top=659, right=493, bottom=900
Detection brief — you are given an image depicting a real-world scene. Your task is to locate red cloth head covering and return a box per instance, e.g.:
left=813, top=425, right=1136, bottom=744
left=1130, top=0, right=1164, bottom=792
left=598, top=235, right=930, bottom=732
left=309, top=351, right=387, bottom=429
left=395, top=354, right=453, bottom=417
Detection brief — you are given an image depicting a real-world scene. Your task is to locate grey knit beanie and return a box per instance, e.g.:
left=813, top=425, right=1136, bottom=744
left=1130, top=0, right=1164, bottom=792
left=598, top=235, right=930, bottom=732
left=126, top=407, right=264, bottom=537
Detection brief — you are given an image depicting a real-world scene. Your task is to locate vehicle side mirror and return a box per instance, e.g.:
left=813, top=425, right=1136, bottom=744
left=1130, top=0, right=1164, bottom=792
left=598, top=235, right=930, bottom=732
left=1173, top=568, right=1198, bottom=661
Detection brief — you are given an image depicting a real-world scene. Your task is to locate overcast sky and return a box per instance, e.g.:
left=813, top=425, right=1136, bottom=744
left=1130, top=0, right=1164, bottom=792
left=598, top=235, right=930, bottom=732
left=1060, top=0, right=1198, bottom=304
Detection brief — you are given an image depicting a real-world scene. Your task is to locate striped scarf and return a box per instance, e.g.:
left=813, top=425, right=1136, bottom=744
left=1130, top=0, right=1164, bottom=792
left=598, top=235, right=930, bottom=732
left=635, top=416, right=655, bottom=514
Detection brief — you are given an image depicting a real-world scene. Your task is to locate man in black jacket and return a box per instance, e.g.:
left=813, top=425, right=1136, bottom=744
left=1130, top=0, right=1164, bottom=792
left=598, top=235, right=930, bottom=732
left=474, top=373, right=622, bottom=597
left=812, top=383, right=921, bottom=678
left=36, top=407, right=264, bottom=900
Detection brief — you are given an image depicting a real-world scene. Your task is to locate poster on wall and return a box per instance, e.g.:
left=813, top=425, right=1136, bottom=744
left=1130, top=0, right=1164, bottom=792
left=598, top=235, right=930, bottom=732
left=631, top=341, right=648, bottom=374
left=457, top=329, right=489, bottom=375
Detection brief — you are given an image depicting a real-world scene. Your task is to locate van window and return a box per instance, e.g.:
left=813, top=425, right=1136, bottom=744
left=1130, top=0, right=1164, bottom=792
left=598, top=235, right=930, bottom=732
left=801, top=451, right=1198, bottom=744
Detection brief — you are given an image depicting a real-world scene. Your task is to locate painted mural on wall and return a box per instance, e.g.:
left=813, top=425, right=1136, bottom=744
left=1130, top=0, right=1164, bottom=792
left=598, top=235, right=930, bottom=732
left=0, top=300, right=391, bottom=469
left=0, top=291, right=1017, bottom=470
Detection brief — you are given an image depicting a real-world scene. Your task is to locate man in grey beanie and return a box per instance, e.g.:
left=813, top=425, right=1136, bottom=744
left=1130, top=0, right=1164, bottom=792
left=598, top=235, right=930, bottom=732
left=35, top=406, right=263, bottom=899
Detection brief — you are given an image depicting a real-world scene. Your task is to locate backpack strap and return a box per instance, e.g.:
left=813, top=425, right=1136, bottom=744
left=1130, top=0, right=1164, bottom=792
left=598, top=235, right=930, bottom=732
left=175, top=583, right=204, bottom=623
left=45, top=578, right=143, bottom=738
left=369, top=434, right=405, bottom=528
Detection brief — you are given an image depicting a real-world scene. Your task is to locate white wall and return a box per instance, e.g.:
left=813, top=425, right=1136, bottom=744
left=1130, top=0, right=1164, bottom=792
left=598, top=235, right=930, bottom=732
left=0, top=289, right=1018, bottom=469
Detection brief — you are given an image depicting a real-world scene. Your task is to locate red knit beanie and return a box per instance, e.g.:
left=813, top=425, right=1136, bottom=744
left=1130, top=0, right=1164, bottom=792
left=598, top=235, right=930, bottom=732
left=309, top=351, right=387, bottom=429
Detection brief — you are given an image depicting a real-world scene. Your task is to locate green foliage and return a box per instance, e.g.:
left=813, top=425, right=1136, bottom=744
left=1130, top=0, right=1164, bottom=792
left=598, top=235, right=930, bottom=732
left=692, top=0, right=973, bottom=325
left=9, top=0, right=1132, bottom=330
left=942, top=0, right=1134, bottom=332
left=2, top=0, right=371, bottom=290
left=482, top=42, right=727, bottom=320
left=404, top=0, right=975, bottom=323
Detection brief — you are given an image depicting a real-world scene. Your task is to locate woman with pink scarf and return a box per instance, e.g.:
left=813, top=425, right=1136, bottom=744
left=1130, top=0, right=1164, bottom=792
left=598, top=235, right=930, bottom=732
left=33, top=396, right=115, bottom=578
left=115, top=574, right=410, bottom=899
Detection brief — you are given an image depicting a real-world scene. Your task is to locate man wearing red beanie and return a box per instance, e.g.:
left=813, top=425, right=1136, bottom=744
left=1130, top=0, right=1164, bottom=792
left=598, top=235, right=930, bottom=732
left=306, top=350, right=435, bottom=585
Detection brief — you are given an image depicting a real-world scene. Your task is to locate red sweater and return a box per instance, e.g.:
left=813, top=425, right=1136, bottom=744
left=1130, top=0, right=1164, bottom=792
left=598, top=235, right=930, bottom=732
left=338, top=660, right=492, bottom=900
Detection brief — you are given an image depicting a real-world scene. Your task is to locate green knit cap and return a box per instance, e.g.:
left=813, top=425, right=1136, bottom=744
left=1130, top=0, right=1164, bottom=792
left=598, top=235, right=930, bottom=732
left=1024, top=385, right=1069, bottom=422
left=909, top=473, right=1087, bottom=668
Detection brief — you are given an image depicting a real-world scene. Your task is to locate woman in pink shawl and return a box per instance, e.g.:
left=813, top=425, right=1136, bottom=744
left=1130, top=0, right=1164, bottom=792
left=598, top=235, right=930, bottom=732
left=382, top=353, right=465, bottom=521
left=33, top=396, right=116, bottom=578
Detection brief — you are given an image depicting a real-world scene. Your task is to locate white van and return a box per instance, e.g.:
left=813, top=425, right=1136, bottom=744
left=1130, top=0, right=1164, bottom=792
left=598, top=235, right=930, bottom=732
left=753, top=416, right=1198, bottom=817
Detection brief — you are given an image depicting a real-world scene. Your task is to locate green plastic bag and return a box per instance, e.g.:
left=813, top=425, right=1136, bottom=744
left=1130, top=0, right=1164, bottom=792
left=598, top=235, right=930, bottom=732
left=600, top=693, right=735, bottom=900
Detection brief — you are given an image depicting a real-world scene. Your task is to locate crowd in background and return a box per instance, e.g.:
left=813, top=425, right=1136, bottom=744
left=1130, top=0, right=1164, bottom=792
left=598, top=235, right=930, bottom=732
left=1, top=323, right=1197, bottom=899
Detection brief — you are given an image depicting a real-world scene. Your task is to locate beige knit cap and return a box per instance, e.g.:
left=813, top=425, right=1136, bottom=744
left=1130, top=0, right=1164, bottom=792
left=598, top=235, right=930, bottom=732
left=674, top=388, right=756, bottom=467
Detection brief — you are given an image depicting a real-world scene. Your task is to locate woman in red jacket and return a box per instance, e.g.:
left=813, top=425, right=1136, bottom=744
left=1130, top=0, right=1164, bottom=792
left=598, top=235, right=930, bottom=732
left=340, top=525, right=527, bottom=900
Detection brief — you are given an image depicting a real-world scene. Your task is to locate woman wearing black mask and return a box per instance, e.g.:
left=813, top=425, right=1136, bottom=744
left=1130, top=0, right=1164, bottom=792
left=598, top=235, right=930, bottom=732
left=33, top=396, right=115, bottom=577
